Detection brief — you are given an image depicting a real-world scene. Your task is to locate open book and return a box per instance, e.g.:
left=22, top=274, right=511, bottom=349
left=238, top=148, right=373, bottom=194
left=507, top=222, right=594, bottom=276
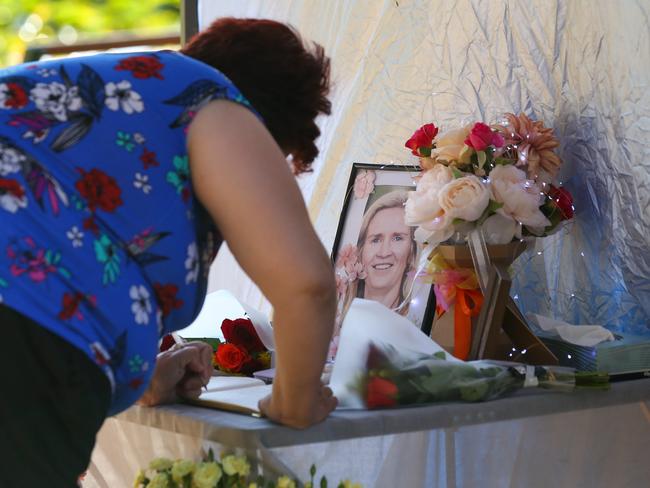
left=188, top=375, right=272, bottom=416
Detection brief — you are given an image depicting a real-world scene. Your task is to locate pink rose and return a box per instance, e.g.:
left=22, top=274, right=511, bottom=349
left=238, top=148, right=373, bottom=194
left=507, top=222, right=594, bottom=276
left=353, top=170, right=376, bottom=199
left=464, top=122, right=505, bottom=151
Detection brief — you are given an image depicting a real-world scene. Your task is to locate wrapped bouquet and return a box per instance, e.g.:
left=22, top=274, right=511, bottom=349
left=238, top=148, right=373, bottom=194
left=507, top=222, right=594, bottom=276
left=360, top=342, right=609, bottom=408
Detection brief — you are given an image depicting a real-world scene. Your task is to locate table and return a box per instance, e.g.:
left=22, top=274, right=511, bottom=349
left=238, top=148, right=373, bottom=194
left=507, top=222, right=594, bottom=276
left=84, top=378, right=650, bottom=488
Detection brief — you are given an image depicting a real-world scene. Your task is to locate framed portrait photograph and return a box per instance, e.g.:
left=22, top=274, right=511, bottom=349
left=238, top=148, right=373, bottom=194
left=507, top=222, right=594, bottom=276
left=331, top=162, right=436, bottom=336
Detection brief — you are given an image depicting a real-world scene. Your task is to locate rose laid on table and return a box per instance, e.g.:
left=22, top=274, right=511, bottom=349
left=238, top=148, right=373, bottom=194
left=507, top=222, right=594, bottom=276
left=214, top=317, right=271, bottom=375
left=159, top=317, right=271, bottom=376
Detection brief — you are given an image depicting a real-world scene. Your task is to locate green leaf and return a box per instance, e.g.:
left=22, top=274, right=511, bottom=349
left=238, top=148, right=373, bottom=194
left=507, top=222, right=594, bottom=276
left=433, top=351, right=447, bottom=360
left=493, top=157, right=513, bottom=166
left=486, top=199, right=504, bottom=214
left=310, top=464, right=317, bottom=479
left=419, top=146, right=432, bottom=157
left=451, top=167, right=464, bottom=179
left=477, top=150, right=487, bottom=168
left=320, top=476, right=328, bottom=488
left=451, top=217, right=467, bottom=226
left=207, top=447, right=215, bottom=462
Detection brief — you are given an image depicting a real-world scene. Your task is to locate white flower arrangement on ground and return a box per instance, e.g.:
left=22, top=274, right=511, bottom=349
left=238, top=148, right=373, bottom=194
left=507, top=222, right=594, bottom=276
left=134, top=451, right=362, bottom=488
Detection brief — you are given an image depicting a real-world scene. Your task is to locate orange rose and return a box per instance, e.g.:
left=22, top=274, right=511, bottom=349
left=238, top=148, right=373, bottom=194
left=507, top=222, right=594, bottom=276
left=214, top=343, right=249, bottom=372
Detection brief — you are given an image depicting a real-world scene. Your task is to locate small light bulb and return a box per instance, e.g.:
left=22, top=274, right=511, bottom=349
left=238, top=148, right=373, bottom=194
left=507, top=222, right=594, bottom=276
left=567, top=354, right=572, bottom=359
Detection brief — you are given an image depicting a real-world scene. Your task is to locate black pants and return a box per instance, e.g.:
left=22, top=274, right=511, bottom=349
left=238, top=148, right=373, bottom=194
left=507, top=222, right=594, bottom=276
left=0, top=305, right=111, bottom=488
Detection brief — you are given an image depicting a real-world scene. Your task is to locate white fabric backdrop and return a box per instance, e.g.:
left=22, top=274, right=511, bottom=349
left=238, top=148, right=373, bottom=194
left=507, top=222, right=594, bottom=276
left=201, top=0, right=650, bottom=334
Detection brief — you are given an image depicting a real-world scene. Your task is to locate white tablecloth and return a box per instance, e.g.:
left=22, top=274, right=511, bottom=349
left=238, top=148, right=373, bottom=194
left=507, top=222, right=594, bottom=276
left=84, top=379, right=650, bottom=488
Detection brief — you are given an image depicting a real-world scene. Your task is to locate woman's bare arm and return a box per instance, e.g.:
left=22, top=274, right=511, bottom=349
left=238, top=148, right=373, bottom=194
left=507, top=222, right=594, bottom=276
left=187, top=100, right=337, bottom=428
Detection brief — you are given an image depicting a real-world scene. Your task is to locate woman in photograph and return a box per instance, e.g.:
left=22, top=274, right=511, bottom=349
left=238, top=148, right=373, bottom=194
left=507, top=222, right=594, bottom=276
left=0, top=17, right=336, bottom=486
left=337, top=190, right=418, bottom=332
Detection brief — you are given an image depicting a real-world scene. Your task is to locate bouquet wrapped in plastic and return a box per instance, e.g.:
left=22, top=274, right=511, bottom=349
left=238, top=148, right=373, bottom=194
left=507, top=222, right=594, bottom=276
left=360, top=342, right=609, bottom=408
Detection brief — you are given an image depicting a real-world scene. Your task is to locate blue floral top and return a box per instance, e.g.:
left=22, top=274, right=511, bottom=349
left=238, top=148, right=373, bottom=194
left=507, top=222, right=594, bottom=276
left=0, top=51, right=257, bottom=414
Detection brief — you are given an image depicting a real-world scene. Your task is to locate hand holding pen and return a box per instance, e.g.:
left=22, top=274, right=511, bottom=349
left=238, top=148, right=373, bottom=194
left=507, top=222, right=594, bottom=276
left=137, top=337, right=213, bottom=406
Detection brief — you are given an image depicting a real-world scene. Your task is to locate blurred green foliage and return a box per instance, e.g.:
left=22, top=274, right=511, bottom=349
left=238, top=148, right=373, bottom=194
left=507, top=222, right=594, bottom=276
left=0, top=0, right=180, bottom=67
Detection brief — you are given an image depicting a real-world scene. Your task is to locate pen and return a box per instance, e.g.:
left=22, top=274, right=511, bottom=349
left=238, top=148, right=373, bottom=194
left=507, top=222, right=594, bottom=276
left=171, top=333, right=209, bottom=391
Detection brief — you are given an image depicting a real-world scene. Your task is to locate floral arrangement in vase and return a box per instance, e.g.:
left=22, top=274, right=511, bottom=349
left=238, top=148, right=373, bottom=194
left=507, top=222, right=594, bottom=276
left=404, top=114, right=573, bottom=248
left=403, top=114, right=574, bottom=360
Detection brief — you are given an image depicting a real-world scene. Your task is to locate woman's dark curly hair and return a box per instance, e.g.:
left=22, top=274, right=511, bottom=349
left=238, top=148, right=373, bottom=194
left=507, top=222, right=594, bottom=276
left=181, top=17, right=331, bottom=174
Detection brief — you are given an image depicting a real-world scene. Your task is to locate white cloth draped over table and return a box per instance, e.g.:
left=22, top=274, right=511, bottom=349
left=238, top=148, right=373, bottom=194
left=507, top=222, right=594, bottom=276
left=203, top=0, right=650, bottom=335
left=86, top=401, right=650, bottom=488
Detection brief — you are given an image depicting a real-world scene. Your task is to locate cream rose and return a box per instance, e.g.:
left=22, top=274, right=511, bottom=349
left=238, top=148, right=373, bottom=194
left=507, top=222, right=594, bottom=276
left=193, top=462, right=222, bottom=488
left=404, top=165, right=453, bottom=225
left=489, top=165, right=551, bottom=228
left=438, top=175, right=490, bottom=222
left=431, top=125, right=473, bottom=164
left=413, top=214, right=454, bottom=245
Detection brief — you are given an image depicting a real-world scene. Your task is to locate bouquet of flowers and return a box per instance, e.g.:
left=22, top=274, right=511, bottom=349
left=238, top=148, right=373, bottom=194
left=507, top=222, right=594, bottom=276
left=404, top=114, right=574, bottom=248
left=213, top=318, right=271, bottom=376
left=134, top=451, right=361, bottom=488
left=159, top=318, right=271, bottom=377
left=360, top=342, right=609, bottom=409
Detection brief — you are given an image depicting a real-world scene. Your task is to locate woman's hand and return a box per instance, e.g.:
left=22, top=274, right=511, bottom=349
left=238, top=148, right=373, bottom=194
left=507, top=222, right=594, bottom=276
left=137, top=341, right=213, bottom=407
left=258, top=381, right=337, bottom=429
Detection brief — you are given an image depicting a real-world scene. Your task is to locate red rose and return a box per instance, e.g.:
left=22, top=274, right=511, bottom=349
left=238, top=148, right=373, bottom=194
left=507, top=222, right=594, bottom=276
left=464, top=122, right=504, bottom=151
left=405, top=123, right=439, bottom=156
left=549, top=185, right=574, bottom=220
left=0, top=178, right=25, bottom=197
left=366, top=377, right=398, bottom=409
left=75, top=168, right=123, bottom=212
left=115, top=56, right=164, bottom=80
left=215, top=343, right=250, bottom=372
left=153, top=283, right=184, bottom=317
left=221, top=318, right=267, bottom=353
left=159, top=334, right=176, bottom=352
left=3, top=83, right=29, bottom=109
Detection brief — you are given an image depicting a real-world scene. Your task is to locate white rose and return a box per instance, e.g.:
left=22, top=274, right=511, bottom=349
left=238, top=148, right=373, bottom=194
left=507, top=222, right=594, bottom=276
left=404, top=165, right=453, bottom=225
left=438, top=175, right=490, bottom=222
left=431, top=125, right=473, bottom=163
left=490, top=165, right=551, bottom=228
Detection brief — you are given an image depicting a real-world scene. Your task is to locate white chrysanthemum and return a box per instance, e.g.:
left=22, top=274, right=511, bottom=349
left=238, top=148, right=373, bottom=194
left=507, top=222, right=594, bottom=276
left=104, top=80, right=144, bottom=114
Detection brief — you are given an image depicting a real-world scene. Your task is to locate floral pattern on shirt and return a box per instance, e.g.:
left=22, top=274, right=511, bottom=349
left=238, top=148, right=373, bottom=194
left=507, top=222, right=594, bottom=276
left=0, top=51, right=259, bottom=414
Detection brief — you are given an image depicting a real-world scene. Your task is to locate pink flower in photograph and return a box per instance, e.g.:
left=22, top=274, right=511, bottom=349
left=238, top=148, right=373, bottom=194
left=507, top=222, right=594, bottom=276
left=353, top=170, right=376, bottom=199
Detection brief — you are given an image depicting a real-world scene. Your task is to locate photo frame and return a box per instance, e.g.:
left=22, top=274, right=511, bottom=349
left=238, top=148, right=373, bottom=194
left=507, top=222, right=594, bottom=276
left=331, top=162, right=436, bottom=335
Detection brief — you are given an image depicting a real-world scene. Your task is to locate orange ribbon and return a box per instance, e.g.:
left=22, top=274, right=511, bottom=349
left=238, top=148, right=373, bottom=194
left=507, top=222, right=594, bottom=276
left=453, top=288, right=484, bottom=360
